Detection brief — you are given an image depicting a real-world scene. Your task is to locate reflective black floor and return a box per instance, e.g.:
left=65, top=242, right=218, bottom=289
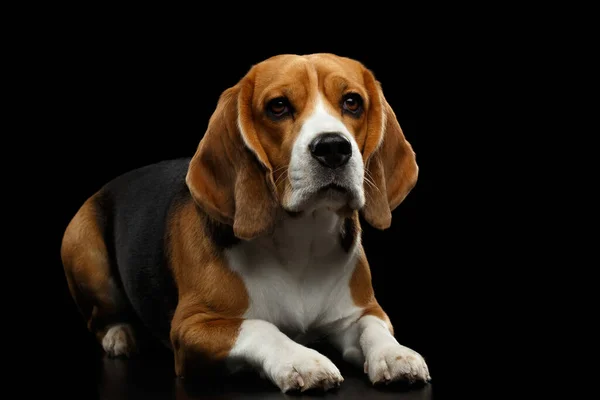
left=58, top=340, right=434, bottom=399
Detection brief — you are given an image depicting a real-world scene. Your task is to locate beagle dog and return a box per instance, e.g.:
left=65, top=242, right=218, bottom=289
left=61, top=53, right=430, bottom=392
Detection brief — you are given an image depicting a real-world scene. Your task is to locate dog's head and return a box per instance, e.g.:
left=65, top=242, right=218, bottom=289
left=186, top=53, right=418, bottom=240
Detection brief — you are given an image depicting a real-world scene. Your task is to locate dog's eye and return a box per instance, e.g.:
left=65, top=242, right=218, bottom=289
left=266, top=97, right=291, bottom=118
left=342, top=93, right=363, bottom=115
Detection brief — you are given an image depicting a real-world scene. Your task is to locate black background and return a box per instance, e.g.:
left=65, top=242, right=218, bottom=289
left=31, top=14, right=478, bottom=399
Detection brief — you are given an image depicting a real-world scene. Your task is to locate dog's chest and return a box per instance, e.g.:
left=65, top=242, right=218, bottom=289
left=225, top=210, right=360, bottom=336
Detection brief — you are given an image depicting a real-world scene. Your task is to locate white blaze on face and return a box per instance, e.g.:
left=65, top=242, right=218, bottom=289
left=286, top=95, right=365, bottom=212
left=297, top=96, right=349, bottom=144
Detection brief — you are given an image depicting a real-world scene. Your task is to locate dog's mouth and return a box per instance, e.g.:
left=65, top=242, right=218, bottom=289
left=318, top=183, right=348, bottom=193
left=283, top=180, right=364, bottom=213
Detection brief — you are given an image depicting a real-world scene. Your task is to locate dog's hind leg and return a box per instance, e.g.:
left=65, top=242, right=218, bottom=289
left=61, top=194, right=137, bottom=358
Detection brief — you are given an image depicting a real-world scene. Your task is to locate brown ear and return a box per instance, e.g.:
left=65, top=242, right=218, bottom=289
left=185, top=79, right=279, bottom=240
left=361, top=74, right=419, bottom=230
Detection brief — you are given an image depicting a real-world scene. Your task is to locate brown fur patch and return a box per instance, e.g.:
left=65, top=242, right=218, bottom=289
left=185, top=84, right=279, bottom=240
left=349, top=250, right=394, bottom=335
left=360, top=70, right=418, bottom=230
left=61, top=193, right=121, bottom=339
left=167, top=197, right=249, bottom=377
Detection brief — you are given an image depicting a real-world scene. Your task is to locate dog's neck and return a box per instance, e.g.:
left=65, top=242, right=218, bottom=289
left=244, top=207, right=356, bottom=271
left=276, top=207, right=343, bottom=256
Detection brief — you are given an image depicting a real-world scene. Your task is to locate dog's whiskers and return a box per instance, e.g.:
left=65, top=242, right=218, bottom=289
left=364, top=170, right=382, bottom=195
left=274, top=165, right=290, bottom=188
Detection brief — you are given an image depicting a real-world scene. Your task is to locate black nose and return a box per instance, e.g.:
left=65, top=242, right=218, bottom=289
left=309, top=133, right=352, bottom=169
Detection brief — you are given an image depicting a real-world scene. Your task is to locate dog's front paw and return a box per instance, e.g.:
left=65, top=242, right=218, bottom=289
left=265, top=347, right=344, bottom=393
left=364, top=344, right=430, bottom=385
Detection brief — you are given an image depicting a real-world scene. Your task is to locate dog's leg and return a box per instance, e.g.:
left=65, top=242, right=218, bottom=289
left=171, top=314, right=343, bottom=393
left=61, top=196, right=138, bottom=358
left=330, top=311, right=431, bottom=385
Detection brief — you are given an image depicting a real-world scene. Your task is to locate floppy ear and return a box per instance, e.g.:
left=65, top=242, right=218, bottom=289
left=360, top=72, right=419, bottom=230
left=185, top=78, right=279, bottom=240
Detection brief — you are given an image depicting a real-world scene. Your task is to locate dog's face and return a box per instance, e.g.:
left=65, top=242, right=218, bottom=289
left=243, top=54, right=369, bottom=213
left=186, top=53, right=418, bottom=239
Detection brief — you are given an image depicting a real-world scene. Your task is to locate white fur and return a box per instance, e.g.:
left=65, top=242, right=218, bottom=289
left=357, top=316, right=431, bottom=384
left=226, top=209, right=362, bottom=340
left=285, top=95, right=365, bottom=212
left=228, top=319, right=343, bottom=392
left=224, top=210, right=360, bottom=392
left=102, top=323, right=136, bottom=357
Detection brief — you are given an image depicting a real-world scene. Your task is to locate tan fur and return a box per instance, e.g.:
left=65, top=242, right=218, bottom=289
left=185, top=84, right=279, bottom=240
left=350, top=250, right=394, bottom=335
left=61, top=195, right=122, bottom=341
left=361, top=72, right=418, bottom=230
left=167, top=197, right=249, bottom=377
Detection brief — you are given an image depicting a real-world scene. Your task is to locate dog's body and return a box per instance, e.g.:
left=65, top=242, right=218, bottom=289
left=61, top=53, right=430, bottom=392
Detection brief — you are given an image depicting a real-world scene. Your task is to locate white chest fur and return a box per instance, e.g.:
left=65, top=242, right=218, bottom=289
left=225, top=209, right=362, bottom=340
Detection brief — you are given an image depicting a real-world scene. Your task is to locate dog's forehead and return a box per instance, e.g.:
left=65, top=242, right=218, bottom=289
left=251, top=54, right=365, bottom=91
